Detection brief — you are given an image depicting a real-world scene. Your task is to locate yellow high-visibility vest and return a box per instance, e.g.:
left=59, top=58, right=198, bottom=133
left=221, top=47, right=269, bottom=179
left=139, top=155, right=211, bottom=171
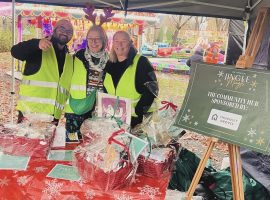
left=104, top=54, right=142, bottom=117
left=17, top=47, right=73, bottom=119
left=65, top=57, right=87, bottom=113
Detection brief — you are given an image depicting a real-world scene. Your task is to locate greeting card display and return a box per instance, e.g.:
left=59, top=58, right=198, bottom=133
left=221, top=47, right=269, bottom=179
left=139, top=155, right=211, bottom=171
left=97, top=92, right=131, bottom=125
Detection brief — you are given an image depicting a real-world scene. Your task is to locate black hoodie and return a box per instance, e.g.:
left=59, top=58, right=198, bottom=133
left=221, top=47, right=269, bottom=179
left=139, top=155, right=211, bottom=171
left=11, top=37, right=68, bottom=77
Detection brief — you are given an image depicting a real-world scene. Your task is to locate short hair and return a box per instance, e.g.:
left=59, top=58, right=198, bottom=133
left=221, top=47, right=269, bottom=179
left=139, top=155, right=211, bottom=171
left=86, top=25, right=108, bottom=51
left=54, top=19, right=73, bottom=32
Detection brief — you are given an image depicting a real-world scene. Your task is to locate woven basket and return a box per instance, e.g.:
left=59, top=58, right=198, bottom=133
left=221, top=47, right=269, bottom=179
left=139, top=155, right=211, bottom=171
left=74, top=151, right=135, bottom=191
left=137, top=148, right=175, bottom=178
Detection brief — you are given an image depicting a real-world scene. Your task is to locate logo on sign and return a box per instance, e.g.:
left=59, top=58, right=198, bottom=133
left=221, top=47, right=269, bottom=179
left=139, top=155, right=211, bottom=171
left=207, top=109, right=242, bottom=131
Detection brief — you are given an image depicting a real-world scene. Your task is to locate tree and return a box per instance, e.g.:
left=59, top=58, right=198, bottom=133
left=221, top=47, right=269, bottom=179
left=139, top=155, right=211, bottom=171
left=215, top=18, right=229, bottom=32
left=170, top=15, right=192, bottom=46
left=193, top=16, right=207, bottom=32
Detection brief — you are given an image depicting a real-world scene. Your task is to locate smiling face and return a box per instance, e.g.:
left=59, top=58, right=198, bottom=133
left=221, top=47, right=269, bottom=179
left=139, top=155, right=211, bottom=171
left=53, top=19, right=73, bottom=45
left=112, top=31, right=131, bottom=61
left=87, top=30, right=103, bottom=53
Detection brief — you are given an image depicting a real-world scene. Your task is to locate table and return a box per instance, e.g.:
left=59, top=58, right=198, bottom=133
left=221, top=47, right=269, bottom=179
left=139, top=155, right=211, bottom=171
left=0, top=144, right=171, bottom=200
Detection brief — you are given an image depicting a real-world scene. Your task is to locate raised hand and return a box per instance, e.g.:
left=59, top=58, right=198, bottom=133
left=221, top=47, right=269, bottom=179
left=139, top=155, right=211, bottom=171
left=39, top=37, right=52, bottom=51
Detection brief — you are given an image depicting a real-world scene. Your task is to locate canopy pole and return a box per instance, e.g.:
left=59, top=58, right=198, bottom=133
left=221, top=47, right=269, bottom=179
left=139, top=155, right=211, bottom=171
left=11, top=0, right=16, bottom=124
left=92, top=0, right=121, bottom=9
left=124, top=0, right=128, bottom=16
left=243, top=21, right=248, bottom=54
left=129, top=0, right=244, bottom=11
left=251, top=0, right=263, bottom=11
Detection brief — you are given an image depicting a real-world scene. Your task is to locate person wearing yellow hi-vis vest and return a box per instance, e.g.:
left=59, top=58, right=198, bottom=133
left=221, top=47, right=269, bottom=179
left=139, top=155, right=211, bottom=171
left=11, top=19, right=74, bottom=125
left=104, top=31, right=158, bottom=128
left=64, top=25, right=109, bottom=142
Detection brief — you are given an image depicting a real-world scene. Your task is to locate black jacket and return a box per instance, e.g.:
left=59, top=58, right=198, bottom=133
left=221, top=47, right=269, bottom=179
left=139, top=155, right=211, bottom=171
left=11, top=37, right=68, bottom=77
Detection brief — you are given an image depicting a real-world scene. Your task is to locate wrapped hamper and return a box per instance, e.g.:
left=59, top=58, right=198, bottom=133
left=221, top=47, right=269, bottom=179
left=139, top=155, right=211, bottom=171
left=0, top=114, right=56, bottom=157
left=133, top=99, right=181, bottom=178
left=137, top=147, right=176, bottom=178
left=74, top=128, right=138, bottom=191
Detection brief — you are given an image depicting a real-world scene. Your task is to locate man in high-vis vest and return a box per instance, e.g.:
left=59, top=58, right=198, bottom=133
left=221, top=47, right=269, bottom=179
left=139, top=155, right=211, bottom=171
left=104, top=31, right=158, bottom=128
left=11, top=19, right=74, bottom=124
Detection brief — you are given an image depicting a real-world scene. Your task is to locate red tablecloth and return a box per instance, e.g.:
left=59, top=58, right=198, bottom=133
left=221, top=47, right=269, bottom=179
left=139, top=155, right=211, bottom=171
left=0, top=144, right=171, bottom=200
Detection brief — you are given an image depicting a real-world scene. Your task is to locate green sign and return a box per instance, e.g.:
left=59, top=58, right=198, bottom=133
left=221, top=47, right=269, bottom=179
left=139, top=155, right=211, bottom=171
left=174, top=63, right=270, bottom=155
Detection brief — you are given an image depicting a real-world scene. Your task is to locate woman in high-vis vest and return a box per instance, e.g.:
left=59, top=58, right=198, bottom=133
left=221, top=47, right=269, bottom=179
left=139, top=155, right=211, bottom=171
left=104, top=31, right=158, bottom=128
left=11, top=19, right=74, bottom=125
left=65, top=25, right=109, bottom=142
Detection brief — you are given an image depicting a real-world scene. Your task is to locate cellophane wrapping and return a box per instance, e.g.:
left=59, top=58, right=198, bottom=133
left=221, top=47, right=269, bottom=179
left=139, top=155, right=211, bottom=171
left=132, top=97, right=181, bottom=178
left=0, top=114, right=56, bottom=157
left=74, top=118, right=137, bottom=191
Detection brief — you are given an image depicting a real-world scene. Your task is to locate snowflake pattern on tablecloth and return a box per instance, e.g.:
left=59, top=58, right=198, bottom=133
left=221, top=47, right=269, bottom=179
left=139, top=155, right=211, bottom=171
left=138, top=185, right=161, bottom=199
left=75, top=178, right=87, bottom=187
left=84, top=190, right=95, bottom=200
left=65, top=195, right=80, bottom=200
left=34, top=166, right=47, bottom=173
left=114, top=192, right=133, bottom=200
left=42, top=179, right=64, bottom=200
left=0, top=177, right=9, bottom=188
left=17, top=175, right=30, bottom=186
left=133, top=175, right=141, bottom=184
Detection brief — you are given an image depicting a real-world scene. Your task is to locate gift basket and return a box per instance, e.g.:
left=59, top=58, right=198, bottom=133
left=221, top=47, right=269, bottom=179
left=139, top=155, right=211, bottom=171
left=80, top=117, right=130, bottom=143
left=132, top=81, right=184, bottom=178
left=74, top=128, right=140, bottom=191
left=137, top=146, right=176, bottom=178
left=0, top=114, right=56, bottom=157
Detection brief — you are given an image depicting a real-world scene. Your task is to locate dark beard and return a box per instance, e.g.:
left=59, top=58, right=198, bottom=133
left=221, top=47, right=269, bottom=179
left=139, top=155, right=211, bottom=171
left=51, top=35, right=68, bottom=46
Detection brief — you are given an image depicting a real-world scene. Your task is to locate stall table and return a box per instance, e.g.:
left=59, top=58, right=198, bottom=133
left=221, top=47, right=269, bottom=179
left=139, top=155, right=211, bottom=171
left=0, top=144, right=171, bottom=200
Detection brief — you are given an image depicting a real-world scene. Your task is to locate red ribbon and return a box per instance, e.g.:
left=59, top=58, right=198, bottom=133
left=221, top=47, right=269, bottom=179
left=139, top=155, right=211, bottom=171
left=159, top=101, right=178, bottom=111
left=108, top=129, right=130, bottom=158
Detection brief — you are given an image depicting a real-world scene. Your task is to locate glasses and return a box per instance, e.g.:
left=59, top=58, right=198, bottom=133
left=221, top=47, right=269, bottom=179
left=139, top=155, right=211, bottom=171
left=57, top=26, right=73, bottom=36
left=87, top=37, right=103, bottom=43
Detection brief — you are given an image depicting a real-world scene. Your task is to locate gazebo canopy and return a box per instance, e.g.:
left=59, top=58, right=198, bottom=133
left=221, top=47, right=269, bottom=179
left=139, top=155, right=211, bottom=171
left=0, top=0, right=268, bottom=20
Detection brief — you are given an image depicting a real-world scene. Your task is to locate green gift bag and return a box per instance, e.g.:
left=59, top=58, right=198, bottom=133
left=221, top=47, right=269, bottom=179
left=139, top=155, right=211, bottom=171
left=69, top=88, right=97, bottom=115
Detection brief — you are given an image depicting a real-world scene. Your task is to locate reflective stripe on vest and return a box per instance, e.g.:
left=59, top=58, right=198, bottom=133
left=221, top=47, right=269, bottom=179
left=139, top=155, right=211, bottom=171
left=65, top=57, right=87, bottom=113
left=21, top=80, right=70, bottom=97
left=70, top=85, right=87, bottom=91
left=104, top=54, right=141, bottom=117
left=19, top=96, right=65, bottom=111
left=21, top=80, right=58, bottom=88
left=17, top=47, right=73, bottom=119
